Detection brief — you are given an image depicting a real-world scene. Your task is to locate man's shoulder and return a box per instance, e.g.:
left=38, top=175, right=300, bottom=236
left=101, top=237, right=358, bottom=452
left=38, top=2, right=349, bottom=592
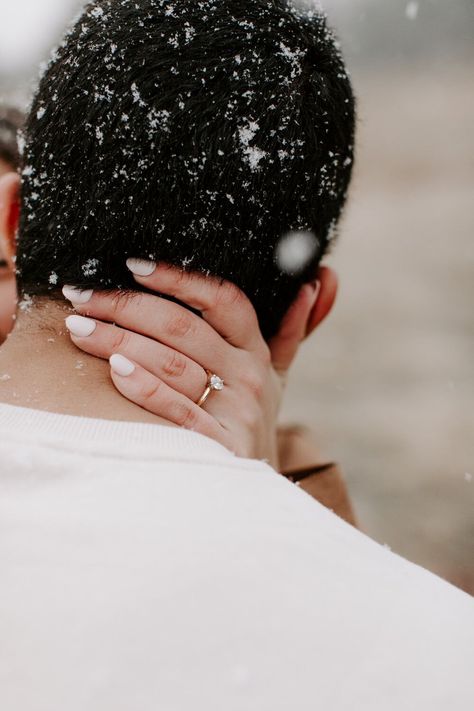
left=1, top=407, right=473, bottom=709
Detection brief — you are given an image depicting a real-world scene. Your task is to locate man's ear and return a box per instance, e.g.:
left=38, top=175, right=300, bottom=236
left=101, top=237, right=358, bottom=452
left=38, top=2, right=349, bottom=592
left=268, top=266, right=338, bottom=373
left=0, top=172, right=20, bottom=268
left=304, top=265, right=338, bottom=338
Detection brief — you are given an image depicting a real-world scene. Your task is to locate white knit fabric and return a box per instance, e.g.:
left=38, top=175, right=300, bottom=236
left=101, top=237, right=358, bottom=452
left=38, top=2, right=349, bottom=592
left=0, top=403, right=472, bottom=711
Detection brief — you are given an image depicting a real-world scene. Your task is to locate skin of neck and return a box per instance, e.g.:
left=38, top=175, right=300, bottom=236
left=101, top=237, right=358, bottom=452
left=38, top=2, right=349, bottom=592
left=0, top=298, right=172, bottom=426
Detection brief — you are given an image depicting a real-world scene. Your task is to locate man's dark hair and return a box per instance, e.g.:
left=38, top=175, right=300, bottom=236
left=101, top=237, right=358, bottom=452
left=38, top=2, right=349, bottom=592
left=18, top=0, right=355, bottom=338
left=0, top=106, right=24, bottom=169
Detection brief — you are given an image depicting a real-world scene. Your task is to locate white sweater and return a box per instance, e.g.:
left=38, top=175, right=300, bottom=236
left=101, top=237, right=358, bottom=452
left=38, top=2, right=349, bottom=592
left=0, top=403, right=472, bottom=711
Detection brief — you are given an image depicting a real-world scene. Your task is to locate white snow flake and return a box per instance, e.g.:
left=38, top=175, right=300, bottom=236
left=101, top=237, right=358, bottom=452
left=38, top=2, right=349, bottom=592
left=238, top=120, right=267, bottom=171
left=82, top=258, right=99, bottom=277
left=275, top=231, right=319, bottom=275
left=405, top=2, right=419, bottom=20
left=19, top=294, right=34, bottom=312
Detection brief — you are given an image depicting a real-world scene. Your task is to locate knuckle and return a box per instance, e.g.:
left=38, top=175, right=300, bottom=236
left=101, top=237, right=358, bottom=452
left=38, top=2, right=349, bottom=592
left=111, top=328, right=130, bottom=352
left=173, top=401, right=197, bottom=430
left=165, top=313, right=195, bottom=339
left=161, top=350, right=187, bottom=379
left=240, top=404, right=261, bottom=430
left=242, top=369, right=265, bottom=400
left=140, top=378, right=162, bottom=403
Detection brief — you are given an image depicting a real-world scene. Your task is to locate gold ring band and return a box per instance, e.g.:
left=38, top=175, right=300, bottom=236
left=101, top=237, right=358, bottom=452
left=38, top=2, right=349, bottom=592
left=197, top=370, right=224, bottom=408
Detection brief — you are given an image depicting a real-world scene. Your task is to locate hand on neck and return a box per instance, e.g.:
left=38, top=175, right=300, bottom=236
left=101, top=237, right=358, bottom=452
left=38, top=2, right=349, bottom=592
left=0, top=298, right=171, bottom=426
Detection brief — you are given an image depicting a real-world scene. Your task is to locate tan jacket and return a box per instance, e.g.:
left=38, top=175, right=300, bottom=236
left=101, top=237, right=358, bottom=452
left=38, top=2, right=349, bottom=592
left=282, top=462, right=356, bottom=527
left=278, top=427, right=357, bottom=527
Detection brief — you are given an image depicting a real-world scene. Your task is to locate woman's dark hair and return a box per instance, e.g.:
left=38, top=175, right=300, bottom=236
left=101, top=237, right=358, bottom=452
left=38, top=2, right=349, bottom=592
left=18, top=0, right=355, bottom=338
left=0, top=106, right=24, bottom=169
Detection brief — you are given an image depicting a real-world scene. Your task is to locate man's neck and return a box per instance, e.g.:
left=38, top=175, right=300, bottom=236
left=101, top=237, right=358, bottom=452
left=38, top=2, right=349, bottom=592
left=0, top=299, right=171, bottom=426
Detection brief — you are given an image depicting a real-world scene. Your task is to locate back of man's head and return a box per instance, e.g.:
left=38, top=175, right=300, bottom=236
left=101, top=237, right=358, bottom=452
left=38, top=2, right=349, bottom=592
left=18, top=0, right=355, bottom=339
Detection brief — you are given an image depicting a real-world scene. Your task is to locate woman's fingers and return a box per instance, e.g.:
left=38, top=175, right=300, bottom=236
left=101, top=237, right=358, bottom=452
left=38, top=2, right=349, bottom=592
left=125, top=260, right=267, bottom=353
left=65, top=313, right=249, bottom=448
left=63, top=286, right=232, bottom=376
left=65, top=315, right=208, bottom=403
left=108, top=354, right=231, bottom=447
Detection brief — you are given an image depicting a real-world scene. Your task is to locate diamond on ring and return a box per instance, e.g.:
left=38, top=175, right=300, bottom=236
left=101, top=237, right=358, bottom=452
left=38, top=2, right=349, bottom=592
left=210, top=374, right=224, bottom=391
left=197, top=370, right=225, bottom=408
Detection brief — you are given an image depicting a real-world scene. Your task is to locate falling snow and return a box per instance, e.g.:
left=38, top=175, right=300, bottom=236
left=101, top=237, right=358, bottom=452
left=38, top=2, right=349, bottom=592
left=18, top=294, right=34, bottom=312
left=275, top=231, right=319, bottom=275
left=405, top=2, right=419, bottom=21
left=90, top=7, right=105, bottom=20
left=238, top=120, right=267, bottom=170
left=131, top=83, right=146, bottom=108
left=82, top=259, right=100, bottom=277
left=16, top=0, right=354, bottom=329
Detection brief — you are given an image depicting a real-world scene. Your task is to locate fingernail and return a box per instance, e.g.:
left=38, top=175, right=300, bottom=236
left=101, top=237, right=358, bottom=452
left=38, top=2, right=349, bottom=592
left=126, top=258, right=156, bottom=277
left=110, top=354, right=136, bottom=377
left=65, top=315, right=97, bottom=338
left=62, top=285, right=94, bottom=304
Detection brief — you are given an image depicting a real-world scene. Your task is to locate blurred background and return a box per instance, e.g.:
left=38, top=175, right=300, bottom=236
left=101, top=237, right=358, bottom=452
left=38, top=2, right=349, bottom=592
left=0, top=0, right=473, bottom=591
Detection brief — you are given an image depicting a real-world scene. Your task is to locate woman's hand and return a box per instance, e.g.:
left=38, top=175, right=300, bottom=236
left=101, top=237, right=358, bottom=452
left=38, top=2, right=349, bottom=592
left=63, top=261, right=320, bottom=468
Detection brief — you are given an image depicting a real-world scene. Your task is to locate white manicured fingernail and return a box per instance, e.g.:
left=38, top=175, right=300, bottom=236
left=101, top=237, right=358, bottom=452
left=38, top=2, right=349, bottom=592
left=126, top=258, right=156, bottom=277
left=110, top=354, right=136, bottom=377
left=62, top=285, right=94, bottom=303
left=65, top=315, right=97, bottom=337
